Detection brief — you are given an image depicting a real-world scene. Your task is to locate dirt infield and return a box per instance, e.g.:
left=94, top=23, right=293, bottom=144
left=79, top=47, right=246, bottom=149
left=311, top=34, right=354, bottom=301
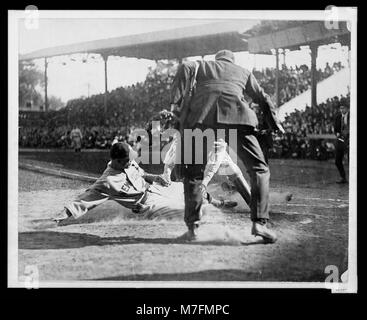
left=16, top=154, right=349, bottom=284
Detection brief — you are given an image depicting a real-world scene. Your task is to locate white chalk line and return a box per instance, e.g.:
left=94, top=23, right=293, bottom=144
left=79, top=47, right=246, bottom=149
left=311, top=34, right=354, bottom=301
left=272, top=203, right=348, bottom=209
left=301, top=197, right=349, bottom=202
left=271, top=211, right=329, bottom=218
left=19, top=163, right=97, bottom=182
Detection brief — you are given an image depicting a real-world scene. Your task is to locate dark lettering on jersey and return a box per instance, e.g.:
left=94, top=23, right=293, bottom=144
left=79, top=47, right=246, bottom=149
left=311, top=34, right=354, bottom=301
left=121, top=182, right=130, bottom=192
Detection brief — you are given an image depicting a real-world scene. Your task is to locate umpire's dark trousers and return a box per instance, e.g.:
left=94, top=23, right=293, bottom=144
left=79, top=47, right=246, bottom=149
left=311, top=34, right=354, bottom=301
left=182, top=124, right=270, bottom=227
left=335, top=139, right=347, bottom=180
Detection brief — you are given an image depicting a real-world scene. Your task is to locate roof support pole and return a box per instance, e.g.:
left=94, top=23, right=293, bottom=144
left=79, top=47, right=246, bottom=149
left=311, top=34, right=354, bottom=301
left=310, top=44, right=318, bottom=108
left=44, top=57, right=48, bottom=112
left=275, top=49, right=280, bottom=108
left=102, top=54, right=109, bottom=115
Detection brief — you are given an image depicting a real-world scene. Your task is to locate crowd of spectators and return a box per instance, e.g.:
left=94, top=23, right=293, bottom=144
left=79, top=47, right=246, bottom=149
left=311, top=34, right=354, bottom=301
left=267, top=93, right=350, bottom=160
left=19, top=123, right=133, bottom=149
left=19, top=61, right=174, bottom=149
left=253, top=61, right=343, bottom=105
left=19, top=60, right=348, bottom=160
left=282, top=94, right=350, bottom=136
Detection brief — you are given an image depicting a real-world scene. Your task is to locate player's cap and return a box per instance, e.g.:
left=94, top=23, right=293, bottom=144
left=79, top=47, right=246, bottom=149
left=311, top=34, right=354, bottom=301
left=215, top=50, right=235, bottom=63
left=110, top=142, right=130, bottom=160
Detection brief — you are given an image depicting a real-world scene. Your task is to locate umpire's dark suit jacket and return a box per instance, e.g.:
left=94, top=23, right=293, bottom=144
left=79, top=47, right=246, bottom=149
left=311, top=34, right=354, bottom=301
left=170, top=58, right=282, bottom=131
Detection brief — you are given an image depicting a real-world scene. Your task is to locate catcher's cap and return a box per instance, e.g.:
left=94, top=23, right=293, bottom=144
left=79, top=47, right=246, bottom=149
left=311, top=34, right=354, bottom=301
left=215, top=50, right=235, bottom=63
left=110, top=142, right=130, bottom=160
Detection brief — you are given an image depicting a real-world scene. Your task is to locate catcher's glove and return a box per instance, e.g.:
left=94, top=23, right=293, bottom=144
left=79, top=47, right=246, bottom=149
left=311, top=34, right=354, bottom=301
left=146, top=109, right=179, bottom=133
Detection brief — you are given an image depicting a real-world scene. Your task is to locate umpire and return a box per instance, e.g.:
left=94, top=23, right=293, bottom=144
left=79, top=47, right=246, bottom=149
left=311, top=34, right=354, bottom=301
left=170, top=50, right=284, bottom=243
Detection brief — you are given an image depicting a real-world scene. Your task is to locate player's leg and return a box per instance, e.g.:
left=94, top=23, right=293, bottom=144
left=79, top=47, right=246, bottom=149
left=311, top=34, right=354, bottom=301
left=53, top=189, right=109, bottom=224
left=139, top=191, right=185, bottom=220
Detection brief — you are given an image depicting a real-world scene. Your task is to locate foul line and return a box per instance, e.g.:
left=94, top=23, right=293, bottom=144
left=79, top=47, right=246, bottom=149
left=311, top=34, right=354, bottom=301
left=19, top=163, right=97, bottom=183
left=302, top=197, right=349, bottom=203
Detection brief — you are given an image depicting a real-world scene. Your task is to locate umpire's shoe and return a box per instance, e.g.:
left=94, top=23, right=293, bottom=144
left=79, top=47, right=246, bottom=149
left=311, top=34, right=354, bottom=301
left=178, top=224, right=199, bottom=241
left=252, top=221, right=277, bottom=243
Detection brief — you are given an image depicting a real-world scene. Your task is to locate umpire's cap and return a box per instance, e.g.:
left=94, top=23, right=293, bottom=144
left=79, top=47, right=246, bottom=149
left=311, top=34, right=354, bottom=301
left=215, top=49, right=235, bottom=63
left=110, top=142, right=130, bottom=160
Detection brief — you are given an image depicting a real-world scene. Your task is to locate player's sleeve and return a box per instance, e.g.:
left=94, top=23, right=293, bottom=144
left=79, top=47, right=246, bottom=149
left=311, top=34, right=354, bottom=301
left=131, top=160, right=145, bottom=176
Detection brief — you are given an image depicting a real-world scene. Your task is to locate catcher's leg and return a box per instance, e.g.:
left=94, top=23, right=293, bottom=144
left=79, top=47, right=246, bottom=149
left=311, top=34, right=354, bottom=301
left=162, top=136, right=179, bottom=183
left=202, top=139, right=227, bottom=187
left=218, top=149, right=251, bottom=207
left=228, top=174, right=251, bottom=207
left=202, top=139, right=238, bottom=208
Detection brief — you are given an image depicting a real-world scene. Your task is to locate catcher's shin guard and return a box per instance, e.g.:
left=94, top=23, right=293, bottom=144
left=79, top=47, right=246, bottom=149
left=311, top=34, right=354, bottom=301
left=228, top=173, right=251, bottom=207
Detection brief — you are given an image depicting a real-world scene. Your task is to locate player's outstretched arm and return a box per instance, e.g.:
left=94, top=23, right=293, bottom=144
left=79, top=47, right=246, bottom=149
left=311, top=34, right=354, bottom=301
left=143, top=173, right=170, bottom=187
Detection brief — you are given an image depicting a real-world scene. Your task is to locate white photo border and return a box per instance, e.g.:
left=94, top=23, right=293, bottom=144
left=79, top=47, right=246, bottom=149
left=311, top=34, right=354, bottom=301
left=8, top=8, right=358, bottom=292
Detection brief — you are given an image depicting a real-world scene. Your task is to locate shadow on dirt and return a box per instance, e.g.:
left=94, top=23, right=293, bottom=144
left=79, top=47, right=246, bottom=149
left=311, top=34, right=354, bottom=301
left=19, top=231, right=265, bottom=250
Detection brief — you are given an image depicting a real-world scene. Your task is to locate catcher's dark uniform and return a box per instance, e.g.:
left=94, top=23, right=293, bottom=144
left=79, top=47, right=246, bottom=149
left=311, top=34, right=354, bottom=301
left=170, top=50, right=283, bottom=229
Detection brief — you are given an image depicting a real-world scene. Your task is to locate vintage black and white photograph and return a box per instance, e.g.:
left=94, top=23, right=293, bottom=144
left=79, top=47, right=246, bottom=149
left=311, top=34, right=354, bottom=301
left=8, top=9, right=357, bottom=291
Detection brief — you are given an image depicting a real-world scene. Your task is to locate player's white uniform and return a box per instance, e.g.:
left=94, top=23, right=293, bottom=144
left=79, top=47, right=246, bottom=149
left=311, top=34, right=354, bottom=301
left=64, top=160, right=185, bottom=221
left=61, top=133, right=251, bottom=222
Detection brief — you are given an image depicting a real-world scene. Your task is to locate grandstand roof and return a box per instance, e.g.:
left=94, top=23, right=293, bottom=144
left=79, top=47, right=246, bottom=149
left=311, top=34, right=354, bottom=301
left=248, top=21, right=351, bottom=54
left=19, top=21, right=253, bottom=61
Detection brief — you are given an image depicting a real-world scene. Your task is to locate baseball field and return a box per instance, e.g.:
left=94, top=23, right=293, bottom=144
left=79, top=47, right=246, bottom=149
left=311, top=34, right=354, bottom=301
left=16, top=150, right=349, bottom=284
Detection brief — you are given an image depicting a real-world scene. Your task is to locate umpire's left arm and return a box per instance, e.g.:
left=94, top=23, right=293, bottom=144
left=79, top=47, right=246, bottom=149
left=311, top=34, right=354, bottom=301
left=244, top=72, right=284, bottom=133
left=169, top=61, right=197, bottom=117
